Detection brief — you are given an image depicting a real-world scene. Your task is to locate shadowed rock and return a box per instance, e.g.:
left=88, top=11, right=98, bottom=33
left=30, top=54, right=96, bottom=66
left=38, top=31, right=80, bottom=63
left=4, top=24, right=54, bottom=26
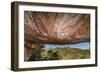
left=24, top=11, right=90, bottom=44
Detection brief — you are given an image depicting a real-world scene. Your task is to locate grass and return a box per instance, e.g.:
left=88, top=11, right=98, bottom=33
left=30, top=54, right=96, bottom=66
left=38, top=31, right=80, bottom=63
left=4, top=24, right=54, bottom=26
left=28, top=47, right=90, bottom=61
left=53, top=48, right=90, bottom=59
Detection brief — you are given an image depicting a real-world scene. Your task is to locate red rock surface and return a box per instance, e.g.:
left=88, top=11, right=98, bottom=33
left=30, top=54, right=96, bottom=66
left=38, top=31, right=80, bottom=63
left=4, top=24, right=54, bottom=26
left=24, top=11, right=90, bottom=44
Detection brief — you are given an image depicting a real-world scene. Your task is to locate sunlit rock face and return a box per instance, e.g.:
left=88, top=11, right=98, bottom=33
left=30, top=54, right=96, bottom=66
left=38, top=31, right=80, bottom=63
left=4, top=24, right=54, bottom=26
left=24, top=11, right=90, bottom=44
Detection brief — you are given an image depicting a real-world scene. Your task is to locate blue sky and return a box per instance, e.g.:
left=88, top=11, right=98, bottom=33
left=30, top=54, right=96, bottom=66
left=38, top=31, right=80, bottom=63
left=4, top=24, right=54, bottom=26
left=44, top=42, right=90, bottom=49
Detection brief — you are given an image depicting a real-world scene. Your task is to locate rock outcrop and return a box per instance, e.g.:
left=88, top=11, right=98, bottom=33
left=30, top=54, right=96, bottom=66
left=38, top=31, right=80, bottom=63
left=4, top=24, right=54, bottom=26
left=24, top=11, right=90, bottom=44
left=24, top=11, right=90, bottom=61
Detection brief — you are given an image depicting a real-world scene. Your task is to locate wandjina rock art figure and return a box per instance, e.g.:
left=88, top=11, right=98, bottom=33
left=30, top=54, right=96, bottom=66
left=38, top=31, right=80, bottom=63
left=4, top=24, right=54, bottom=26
left=24, top=11, right=90, bottom=61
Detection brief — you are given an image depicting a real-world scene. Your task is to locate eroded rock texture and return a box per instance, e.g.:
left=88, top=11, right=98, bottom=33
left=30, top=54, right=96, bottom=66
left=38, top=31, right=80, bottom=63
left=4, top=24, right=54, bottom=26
left=24, top=11, right=90, bottom=61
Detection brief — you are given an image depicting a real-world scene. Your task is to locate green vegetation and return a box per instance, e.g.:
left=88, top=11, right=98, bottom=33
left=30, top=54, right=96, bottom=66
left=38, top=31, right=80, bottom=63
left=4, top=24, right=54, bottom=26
left=28, top=46, right=90, bottom=61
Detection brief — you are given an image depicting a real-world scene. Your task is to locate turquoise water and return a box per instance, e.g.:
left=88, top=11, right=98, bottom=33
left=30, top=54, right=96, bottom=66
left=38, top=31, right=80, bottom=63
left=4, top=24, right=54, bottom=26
left=45, top=42, right=90, bottom=49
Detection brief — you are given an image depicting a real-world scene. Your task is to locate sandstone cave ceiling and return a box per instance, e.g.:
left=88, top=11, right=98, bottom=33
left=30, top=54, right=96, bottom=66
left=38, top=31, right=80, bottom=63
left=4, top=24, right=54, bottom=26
left=24, top=11, right=90, bottom=44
